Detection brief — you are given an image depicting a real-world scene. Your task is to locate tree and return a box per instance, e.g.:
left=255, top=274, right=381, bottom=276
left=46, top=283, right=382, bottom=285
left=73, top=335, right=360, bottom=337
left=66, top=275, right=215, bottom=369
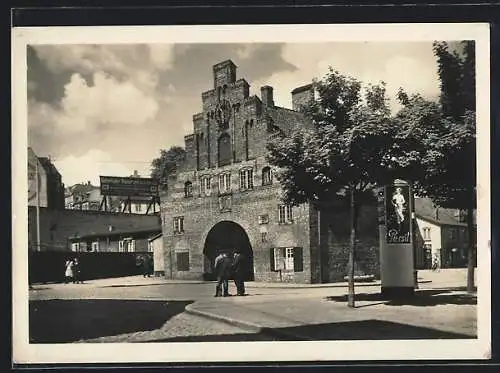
left=267, top=68, right=394, bottom=308
left=391, top=41, right=476, bottom=293
left=150, top=146, right=186, bottom=189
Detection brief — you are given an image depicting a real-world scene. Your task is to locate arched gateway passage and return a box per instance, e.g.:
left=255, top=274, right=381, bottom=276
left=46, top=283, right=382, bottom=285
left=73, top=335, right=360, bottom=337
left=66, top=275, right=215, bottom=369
left=203, top=221, right=254, bottom=281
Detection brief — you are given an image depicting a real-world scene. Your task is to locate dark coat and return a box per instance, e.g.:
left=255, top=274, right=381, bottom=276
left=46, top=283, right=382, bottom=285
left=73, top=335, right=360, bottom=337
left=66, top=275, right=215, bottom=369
left=231, top=253, right=246, bottom=278
left=215, top=255, right=233, bottom=279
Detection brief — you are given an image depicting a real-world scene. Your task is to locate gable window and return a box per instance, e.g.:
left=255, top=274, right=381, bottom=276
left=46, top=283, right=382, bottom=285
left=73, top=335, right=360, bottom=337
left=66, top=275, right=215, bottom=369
left=218, top=173, right=231, bottom=194
left=173, top=216, right=184, bottom=235
left=184, top=181, right=193, bottom=198
left=218, top=133, right=231, bottom=166
left=278, top=204, right=294, bottom=224
left=239, top=168, right=254, bottom=191
left=200, top=176, right=212, bottom=196
left=270, top=247, right=303, bottom=272
left=423, top=227, right=431, bottom=240
left=262, top=166, right=273, bottom=186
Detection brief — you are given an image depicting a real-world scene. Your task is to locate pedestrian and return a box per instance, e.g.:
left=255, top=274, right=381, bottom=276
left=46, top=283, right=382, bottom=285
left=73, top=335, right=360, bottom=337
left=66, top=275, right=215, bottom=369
left=73, top=257, right=83, bottom=284
left=232, top=249, right=246, bottom=296
left=142, top=256, right=152, bottom=278
left=64, top=258, right=74, bottom=284
left=214, top=252, right=233, bottom=297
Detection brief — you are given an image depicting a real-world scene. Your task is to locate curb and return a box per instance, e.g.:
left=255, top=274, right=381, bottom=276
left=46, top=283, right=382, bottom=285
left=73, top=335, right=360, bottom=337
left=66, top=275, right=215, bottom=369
left=185, top=304, right=313, bottom=341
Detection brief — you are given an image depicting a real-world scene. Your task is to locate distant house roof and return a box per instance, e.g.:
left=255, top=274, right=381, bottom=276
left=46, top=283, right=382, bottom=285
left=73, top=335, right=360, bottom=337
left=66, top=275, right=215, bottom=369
left=414, top=197, right=466, bottom=227
left=38, top=157, right=62, bottom=177
left=70, top=183, right=99, bottom=196
left=69, top=227, right=162, bottom=241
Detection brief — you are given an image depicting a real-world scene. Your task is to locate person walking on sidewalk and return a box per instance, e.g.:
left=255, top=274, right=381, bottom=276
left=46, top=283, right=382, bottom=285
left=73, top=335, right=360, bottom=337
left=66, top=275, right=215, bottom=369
left=64, top=258, right=74, bottom=284
left=73, top=257, right=83, bottom=284
left=232, top=249, right=246, bottom=296
left=214, top=252, right=233, bottom=297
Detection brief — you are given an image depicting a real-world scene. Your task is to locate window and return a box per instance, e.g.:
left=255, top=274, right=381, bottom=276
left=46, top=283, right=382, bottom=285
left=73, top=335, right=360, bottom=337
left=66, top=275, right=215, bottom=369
left=173, top=216, right=184, bottom=234
left=125, top=239, right=135, bottom=252
left=148, top=241, right=154, bottom=252
left=423, top=227, right=431, bottom=240
left=176, top=252, right=190, bottom=271
left=218, top=173, right=231, bottom=194
left=91, top=241, right=99, bottom=252
left=135, top=204, right=142, bottom=213
left=239, top=168, right=254, bottom=190
left=218, top=133, right=231, bottom=166
left=278, top=205, right=294, bottom=224
left=71, top=242, right=80, bottom=252
left=270, top=247, right=303, bottom=272
left=184, top=181, right=193, bottom=198
left=200, top=176, right=211, bottom=196
left=262, top=166, right=273, bottom=186
left=118, top=240, right=125, bottom=252
left=261, top=231, right=268, bottom=242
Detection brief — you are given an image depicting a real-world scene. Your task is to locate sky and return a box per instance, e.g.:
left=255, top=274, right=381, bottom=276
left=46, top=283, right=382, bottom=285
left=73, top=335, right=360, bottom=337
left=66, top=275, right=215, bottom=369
left=27, top=42, right=442, bottom=187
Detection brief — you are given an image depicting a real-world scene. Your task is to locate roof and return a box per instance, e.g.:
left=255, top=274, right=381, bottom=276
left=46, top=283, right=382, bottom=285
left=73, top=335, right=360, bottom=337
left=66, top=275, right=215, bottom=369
left=414, top=197, right=466, bottom=227
left=291, top=83, right=313, bottom=94
left=70, top=227, right=162, bottom=241
left=265, top=106, right=312, bottom=135
left=38, top=157, right=61, bottom=177
left=148, top=233, right=163, bottom=242
left=70, top=183, right=99, bottom=196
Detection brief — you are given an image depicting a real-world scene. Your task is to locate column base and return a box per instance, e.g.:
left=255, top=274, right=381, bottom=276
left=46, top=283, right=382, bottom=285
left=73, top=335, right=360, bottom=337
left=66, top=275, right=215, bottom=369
left=381, top=286, right=415, bottom=300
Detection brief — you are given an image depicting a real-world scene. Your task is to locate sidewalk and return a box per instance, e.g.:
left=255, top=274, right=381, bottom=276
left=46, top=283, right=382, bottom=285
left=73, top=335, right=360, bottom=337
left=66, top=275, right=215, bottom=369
left=186, top=286, right=477, bottom=341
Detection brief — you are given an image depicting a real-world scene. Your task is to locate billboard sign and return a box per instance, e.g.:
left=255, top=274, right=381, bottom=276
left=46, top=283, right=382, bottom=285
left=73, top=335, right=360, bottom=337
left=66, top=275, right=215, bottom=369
left=385, top=184, right=411, bottom=244
left=100, top=176, right=159, bottom=197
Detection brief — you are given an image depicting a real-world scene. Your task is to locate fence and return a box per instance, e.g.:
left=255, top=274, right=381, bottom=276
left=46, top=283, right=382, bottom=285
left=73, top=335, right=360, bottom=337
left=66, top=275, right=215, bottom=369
left=29, top=250, right=153, bottom=284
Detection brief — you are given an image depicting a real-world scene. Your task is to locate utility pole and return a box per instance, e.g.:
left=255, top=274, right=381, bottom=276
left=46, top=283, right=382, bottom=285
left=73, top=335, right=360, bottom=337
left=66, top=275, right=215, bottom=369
left=35, top=159, right=41, bottom=252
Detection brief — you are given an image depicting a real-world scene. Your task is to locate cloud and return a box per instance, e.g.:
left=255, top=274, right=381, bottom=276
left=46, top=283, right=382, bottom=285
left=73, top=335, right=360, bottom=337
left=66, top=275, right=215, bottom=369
left=249, top=42, right=440, bottom=113
left=29, top=72, right=160, bottom=134
left=54, top=149, right=135, bottom=186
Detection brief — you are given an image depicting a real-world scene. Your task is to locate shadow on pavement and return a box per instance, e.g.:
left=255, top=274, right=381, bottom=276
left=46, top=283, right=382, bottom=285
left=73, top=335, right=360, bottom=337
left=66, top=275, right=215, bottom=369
left=29, top=299, right=193, bottom=343
left=325, top=287, right=477, bottom=307
left=151, top=319, right=473, bottom=342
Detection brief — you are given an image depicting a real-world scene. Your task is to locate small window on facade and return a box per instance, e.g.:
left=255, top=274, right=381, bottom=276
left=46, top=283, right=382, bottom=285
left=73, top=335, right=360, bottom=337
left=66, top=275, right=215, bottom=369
left=423, top=227, right=431, bottom=240
left=173, top=216, right=184, bottom=234
left=184, top=181, right=193, bottom=198
left=176, top=252, right=190, bottom=271
left=278, top=204, right=293, bottom=224
left=200, top=176, right=211, bottom=196
left=218, top=173, right=231, bottom=194
left=262, top=166, right=272, bottom=186
left=135, top=204, right=142, bottom=213
left=261, top=231, right=268, bottom=242
left=127, top=239, right=136, bottom=252
left=270, top=247, right=303, bottom=272
left=239, top=168, right=254, bottom=191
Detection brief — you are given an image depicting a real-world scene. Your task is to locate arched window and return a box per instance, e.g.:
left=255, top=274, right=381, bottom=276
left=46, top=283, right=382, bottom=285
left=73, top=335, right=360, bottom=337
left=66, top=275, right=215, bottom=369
left=218, top=133, right=231, bottom=166
left=184, top=181, right=193, bottom=198
left=262, top=166, right=273, bottom=186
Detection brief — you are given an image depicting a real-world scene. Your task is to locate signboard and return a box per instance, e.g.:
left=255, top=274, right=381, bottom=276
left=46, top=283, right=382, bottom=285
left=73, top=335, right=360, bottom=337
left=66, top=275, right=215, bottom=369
left=99, top=176, right=159, bottom=197
left=385, top=184, right=411, bottom=244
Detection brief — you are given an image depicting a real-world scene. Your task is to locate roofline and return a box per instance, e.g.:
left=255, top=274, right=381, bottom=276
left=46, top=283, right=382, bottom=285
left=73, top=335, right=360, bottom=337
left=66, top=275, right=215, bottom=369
left=291, top=83, right=313, bottom=94
left=69, top=228, right=162, bottom=241
left=415, top=214, right=468, bottom=227
left=148, top=233, right=163, bottom=241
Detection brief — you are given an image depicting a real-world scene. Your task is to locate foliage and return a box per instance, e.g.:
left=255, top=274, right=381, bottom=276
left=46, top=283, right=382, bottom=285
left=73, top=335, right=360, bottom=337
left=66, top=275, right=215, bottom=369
left=150, top=146, right=186, bottom=187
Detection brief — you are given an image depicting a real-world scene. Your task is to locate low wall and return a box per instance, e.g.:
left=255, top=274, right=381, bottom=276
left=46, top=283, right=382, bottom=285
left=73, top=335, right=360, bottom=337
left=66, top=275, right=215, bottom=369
left=29, top=251, right=153, bottom=284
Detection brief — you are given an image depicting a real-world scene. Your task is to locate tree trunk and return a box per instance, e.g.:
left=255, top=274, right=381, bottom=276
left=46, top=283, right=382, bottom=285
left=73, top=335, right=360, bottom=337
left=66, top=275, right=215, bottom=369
left=466, top=189, right=476, bottom=293
left=347, top=188, right=357, bottom=308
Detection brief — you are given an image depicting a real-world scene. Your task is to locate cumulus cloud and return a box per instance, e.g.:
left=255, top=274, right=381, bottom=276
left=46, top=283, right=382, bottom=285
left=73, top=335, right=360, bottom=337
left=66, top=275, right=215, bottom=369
left=250, top=42, right=440, bottom=113
left=29, top=72, right=159, bottom=134
left=54, top=149, right=135, bottom=186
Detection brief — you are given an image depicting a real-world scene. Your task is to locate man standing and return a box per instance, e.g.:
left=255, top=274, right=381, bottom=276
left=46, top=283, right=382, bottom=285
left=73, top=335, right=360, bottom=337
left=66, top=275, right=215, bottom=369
left=214, top=252, right=233, bottom=297
left=232, top=250, right=246, bottom=296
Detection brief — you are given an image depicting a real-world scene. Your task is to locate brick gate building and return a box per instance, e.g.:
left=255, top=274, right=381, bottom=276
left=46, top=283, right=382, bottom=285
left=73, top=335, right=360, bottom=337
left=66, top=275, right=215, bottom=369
left=161, top=60, right=380, bottom=284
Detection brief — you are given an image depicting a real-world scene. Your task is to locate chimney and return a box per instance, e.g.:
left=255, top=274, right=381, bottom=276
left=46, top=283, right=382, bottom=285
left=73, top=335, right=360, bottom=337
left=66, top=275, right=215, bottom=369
left=291, top=83, right=314, bottom=111
left=261, top=86, right=274, bottom=107
left=87, top=180, right=91, bottom=185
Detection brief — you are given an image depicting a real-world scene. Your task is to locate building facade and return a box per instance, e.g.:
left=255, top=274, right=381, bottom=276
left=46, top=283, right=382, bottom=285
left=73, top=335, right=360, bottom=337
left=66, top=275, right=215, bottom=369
left=161, top=60, right=380, bottom=283
left=28, top=147, right=65, bottom=210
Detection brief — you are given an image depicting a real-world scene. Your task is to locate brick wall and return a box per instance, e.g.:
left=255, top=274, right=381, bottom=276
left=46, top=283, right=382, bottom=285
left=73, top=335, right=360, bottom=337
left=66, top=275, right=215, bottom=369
left=28, top=207, right=161, bottom=251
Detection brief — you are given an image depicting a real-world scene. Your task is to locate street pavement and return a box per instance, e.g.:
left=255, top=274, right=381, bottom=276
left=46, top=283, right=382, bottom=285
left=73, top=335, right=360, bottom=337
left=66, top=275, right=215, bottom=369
left=28, top=269, right=477, bottom=343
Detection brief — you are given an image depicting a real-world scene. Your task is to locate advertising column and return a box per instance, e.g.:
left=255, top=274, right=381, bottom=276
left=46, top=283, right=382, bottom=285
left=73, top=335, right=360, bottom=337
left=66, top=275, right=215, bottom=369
left=380, top=179, right=415, bottom=299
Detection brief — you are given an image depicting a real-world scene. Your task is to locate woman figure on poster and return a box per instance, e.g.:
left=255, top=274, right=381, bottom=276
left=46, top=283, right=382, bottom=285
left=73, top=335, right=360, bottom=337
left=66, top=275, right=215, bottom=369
left=392, top=187, right=406, bottom=228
